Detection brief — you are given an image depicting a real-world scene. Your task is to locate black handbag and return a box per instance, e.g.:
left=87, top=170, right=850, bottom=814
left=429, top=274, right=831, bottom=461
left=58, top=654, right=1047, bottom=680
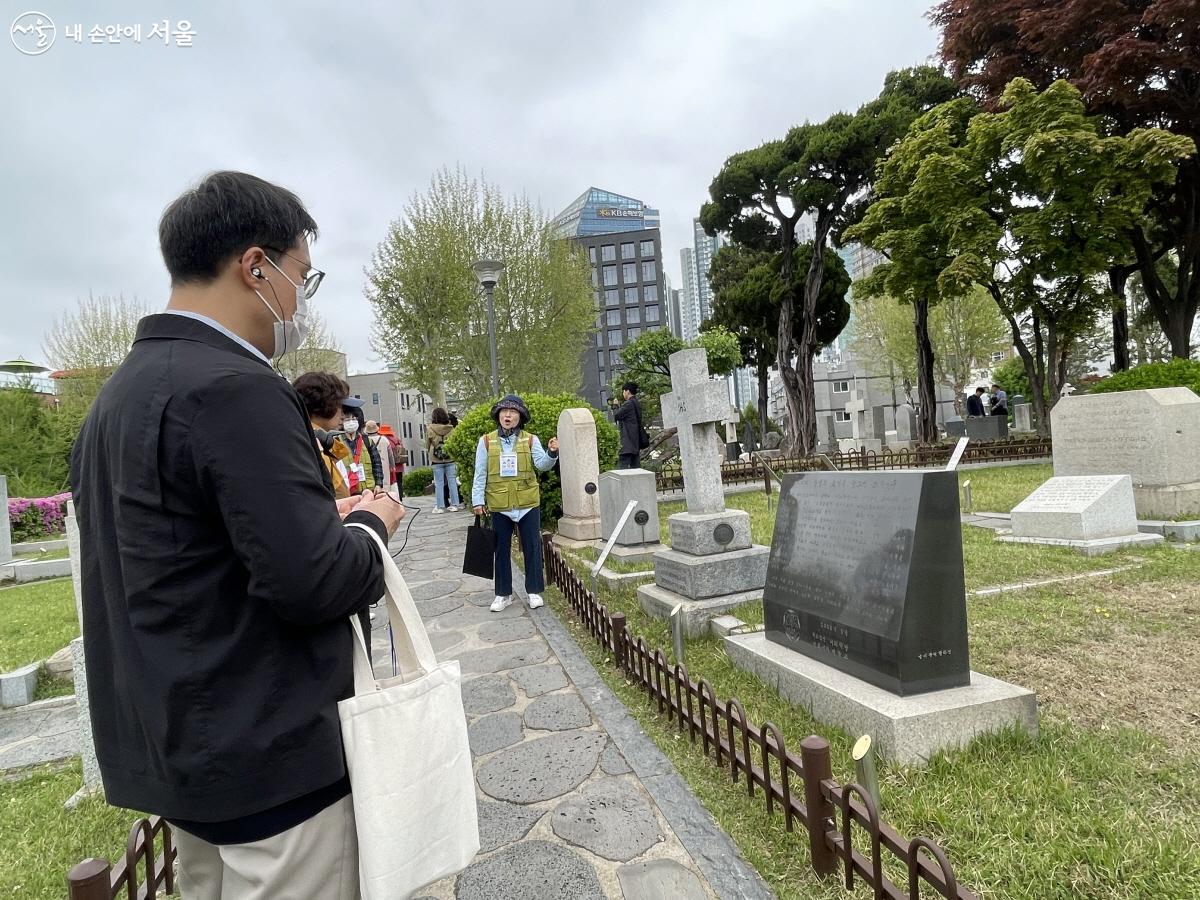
left=463, top=514, right=496, bottom=579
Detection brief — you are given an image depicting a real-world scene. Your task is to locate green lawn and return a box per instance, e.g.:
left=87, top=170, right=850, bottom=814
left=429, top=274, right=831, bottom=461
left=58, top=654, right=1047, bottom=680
left=0, top=579, right=78, bottom=671
left=15, top=549, right=70, bottom=562
left=958, top=463, right=1052, bottom=513
left=568, top=545, right=655, bottom=574
left=0, top=763, right=147, bottom=900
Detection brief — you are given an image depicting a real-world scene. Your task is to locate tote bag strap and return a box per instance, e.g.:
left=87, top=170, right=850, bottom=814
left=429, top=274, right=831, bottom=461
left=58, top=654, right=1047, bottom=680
left=345, top=522, right=439, bottom=693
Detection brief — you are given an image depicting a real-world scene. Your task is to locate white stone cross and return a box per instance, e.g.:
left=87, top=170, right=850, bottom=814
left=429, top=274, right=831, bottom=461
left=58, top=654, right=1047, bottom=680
left=661, top=349, right=729, bottom=515
left=845, top=392, right=868, bottom=440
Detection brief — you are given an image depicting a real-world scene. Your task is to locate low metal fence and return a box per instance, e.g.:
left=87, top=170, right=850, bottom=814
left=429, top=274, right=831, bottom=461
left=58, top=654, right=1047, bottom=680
left=67, top=815, right=176, bottom=900
left=655, top=437, right=1053, bottom=494
left=543, top=536, right=978, bottom=900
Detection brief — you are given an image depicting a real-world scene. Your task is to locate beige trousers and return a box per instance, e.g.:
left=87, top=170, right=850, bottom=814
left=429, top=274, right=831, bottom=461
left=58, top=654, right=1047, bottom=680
left=173, top=795, right=359, bottom=900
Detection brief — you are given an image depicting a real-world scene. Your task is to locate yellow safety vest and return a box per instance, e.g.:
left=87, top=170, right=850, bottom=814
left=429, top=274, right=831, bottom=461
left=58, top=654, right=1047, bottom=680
left=484, top=430, right=540, bottom=512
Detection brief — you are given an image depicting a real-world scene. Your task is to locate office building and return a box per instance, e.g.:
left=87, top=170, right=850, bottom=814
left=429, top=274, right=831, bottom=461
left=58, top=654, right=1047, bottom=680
left=551, top=187, right=668, bottom=409
left=678, top=247, right=700, bottom=340
left=346, top=371, right=434, bottom=467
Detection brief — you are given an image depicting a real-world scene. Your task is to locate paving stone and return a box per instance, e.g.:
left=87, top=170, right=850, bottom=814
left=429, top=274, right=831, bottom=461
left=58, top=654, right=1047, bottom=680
left=476, top=799, right=544, bottom=853
left=429, top=630, right=467, bottom=654
left=468, top=712, right=524, bottom=756
left=617, top=859, right=708, bottom=900
left=465, top=590, right=504, bottom=608
left=415, top=594, right=463, bottom=618
left=477, top=730, right=605, bottom=803
left=550, top=778, right=664, bottom=861
left=600, top=743, right=631, bottom=775
left=460, top=675, right=516, bottom=716
left=410, top=579, right=461, bottom=602
left=511, top=665, right=568, bottom=698
left=523, top=693, right=592, bottom=731
left=478, top=618, right=535, bottom=644
left=430, top=602, right=522, bottom=631
left=455, top=840, right=603, bottom=900
left=454, top=640, right=550, bottom=675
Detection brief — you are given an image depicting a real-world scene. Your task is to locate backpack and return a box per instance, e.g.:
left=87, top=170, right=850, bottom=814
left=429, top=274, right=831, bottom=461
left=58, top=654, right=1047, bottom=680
left=431, top=430, right=452, bottom=462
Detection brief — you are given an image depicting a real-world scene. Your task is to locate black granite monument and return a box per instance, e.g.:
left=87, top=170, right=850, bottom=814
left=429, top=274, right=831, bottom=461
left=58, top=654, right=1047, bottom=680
left=763, top=470, right=970, bottom=695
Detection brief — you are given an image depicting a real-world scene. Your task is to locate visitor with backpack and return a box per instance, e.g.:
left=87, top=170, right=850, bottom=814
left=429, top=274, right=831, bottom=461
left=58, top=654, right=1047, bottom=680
left=363, top=420, right=395, bottom=493
left=426, top=407, right=460, bottom=513
left=378, top=423, right=404, bottom=498
left=613, top=381, right=648, bottom=469
left=470, top=395, right=559, bottom=612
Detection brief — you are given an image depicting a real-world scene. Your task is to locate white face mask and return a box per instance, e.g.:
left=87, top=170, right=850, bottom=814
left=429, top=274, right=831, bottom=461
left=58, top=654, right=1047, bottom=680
left=343, top=419, right=359, bottom=435
left=253, top=258, right=311, bottom=360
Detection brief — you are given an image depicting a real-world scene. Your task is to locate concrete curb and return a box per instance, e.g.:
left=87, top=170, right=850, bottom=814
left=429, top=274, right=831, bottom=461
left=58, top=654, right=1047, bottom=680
left=521, top=560, right=776, bottom=900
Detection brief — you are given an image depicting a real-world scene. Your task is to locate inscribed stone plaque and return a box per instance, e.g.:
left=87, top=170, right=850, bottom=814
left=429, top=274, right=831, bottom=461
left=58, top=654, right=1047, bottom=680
left=1010, top=474, right=1138, bottom=541
left=763, top=471, right=969, bottom=696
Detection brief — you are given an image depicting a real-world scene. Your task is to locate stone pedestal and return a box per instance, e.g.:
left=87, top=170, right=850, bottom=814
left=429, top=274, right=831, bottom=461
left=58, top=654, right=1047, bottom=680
left=0, top=475, right=11, bottom=565
left=725, top=632, right=1037, bottom=766
left=556, top=409, right=603, bottom=542
left=599, top=469, right=659, bottom=548
left=838, top=438, right=882, bottom=454
left=944, top=417, right=965, bottom=438
left=966, top=416, right=1008, bottom=441
left=66, top=504, right=103, bottom=795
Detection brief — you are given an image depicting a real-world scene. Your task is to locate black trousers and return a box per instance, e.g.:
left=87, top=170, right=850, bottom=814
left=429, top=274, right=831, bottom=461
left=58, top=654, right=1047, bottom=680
left=618, top=452, right=640, bottom=469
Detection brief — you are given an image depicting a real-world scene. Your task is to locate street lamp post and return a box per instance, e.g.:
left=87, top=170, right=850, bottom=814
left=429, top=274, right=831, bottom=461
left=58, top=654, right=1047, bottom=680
left=472, top=259, right=505, bottom=397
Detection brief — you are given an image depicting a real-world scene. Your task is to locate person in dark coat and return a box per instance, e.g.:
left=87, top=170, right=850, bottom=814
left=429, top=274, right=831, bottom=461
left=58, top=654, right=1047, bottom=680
left=69, top=171, right=406, bottom=899
left=965, top=386, right=986, bottom=417
left=612, top=381, right=645, bottom=469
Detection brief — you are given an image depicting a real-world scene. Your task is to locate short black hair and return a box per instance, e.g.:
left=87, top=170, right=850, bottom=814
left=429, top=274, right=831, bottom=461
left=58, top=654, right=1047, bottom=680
left=159, top=171, right=318, bottom=286
left=975, top=386, right=985, bottom=393
left=292, top=372, right=348, bottom=420
left=431, top=407, right=450, bottom=425
left=622, top=382, right=638, bottom=395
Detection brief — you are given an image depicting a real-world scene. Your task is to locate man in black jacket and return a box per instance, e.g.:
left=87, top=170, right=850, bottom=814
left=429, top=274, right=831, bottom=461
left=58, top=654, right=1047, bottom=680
left=612, top=381, right=644, bottom=469
left=69, top=171, right=404, bottom=899
left=965, top=386, right=986, bottom=417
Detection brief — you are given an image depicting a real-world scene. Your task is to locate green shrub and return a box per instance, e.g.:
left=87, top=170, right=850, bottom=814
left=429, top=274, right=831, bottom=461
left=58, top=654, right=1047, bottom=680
left=1089, top=360, right=1200, bottom=396
left=442, top=393, right=619, bottom=522
left=402, top=466, right=434, bottom=495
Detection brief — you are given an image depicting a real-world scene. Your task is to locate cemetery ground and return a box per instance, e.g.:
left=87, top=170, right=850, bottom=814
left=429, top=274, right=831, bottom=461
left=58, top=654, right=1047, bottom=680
left=547, top=461, right=1200, bottom=899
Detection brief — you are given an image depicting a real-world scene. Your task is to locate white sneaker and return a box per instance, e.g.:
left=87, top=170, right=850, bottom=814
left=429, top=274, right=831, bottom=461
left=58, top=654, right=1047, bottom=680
left=490, top=595, right=512, bottom=612
left=432, top=507, right=445, bottom=514
left=447, top=505, right=460, bottom=512
left=527, top=593, right=544, bottom=609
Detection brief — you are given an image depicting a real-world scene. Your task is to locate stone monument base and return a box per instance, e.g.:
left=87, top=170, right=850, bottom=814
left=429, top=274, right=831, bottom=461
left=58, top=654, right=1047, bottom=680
left=724, top=632, right=1038, bottom=766
left=1135, top=481, right=1200, bottom=520
left=838, top=438, right=882, bottom=454
left=551, top=533, right=602, bottom=552
left=637, top=584, right=764, bottom=637
left=667, top=509, right=751, bottom=555
left=608, top=543, right=663, bottom=565
left=556, top=515, right=603, bottom=543
left=997, top=530, right=1162, bottom=556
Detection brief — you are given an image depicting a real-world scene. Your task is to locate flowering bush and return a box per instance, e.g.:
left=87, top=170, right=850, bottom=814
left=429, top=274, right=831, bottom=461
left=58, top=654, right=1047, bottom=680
left=7, top=493, right=71, bottom=541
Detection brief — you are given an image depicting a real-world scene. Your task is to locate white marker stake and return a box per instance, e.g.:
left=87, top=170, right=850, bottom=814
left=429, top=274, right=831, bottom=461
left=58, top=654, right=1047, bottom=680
left=945, top=437, right=970, bottom=472
left=592, top=500, right=638, bottom=577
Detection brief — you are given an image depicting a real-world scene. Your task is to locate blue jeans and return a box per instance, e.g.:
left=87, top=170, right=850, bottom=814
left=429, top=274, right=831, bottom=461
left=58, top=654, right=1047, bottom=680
left=433, top=464, right=459, bottom=509
left=492, top=509, right=545, bottom=597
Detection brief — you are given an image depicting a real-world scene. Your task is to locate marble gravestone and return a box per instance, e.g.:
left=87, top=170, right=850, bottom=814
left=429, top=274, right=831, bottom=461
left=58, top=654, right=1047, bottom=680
left=598, top=468, right=660, bottom=562
left=637, top=349, right=769, bottom=636
left=1051, top=387, right=1200, bottom=519
left=762, top=471, right=969, bottom=695
left=724, top=470, right=1037, bottom=764
left=841, top=393, right=883, bottom=454
left=0, top=475, right=11, bottom=565
left=943, top=417, right=966, bottom=438
left=893, top=404, right=917, bottom=448
left=1000, top=474, right=1163, bottom=555
left=1012, top=402, right=1034, bottom=433
left=555, top=408, right=603, bottom=544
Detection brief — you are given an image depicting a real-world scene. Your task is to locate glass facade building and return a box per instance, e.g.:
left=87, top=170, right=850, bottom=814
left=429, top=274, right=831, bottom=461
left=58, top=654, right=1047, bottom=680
left=552, top=187, right=666, bottom=411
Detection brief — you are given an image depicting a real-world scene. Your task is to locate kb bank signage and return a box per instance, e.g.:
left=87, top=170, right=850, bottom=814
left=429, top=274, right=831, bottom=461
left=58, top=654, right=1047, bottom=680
left=596, top=207, right=643, bottom=219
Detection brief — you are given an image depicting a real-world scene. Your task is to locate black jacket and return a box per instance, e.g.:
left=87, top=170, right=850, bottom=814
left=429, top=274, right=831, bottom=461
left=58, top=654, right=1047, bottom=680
left=613, top=396, right=643, bottom=455
left=70, top=315, right=386, bottom=822
left=966, top=394, right=985, bottom=417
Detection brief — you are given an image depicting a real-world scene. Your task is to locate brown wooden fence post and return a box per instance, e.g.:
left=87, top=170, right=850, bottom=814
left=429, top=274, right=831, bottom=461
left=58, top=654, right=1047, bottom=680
left=800, top=735, right=838, bottom=877
left=67, top=858, right=112, bottom=900
left=541, top=534, right=554, bottom=587
left=610, top=612, right=626, bottom=672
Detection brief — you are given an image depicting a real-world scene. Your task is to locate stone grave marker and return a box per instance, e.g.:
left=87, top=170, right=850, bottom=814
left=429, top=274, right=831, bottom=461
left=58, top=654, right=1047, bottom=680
left=944, top=416, right=966, bottom=438
left=999, top=474, right=1162, bottom=555
left=66, top=501, right=103, bottom=797
left=0, top=475, right=11, bottom=565
left=724, top=470, right=1037, bottom=764
left=842, top=393, right=883, bottom=453
left=637, top=349, right=769, bottom=635
left=555, top=408, right=602, bottom=544
left=1012, top=402, right=1034, bottom=433
left=1051, top=387, right=1200, bottom=519
left=598, top=469, right=660, bottom=562
left=894, top=404, right=917, bottom=447
left=966, top=415, right=1008, bottom=441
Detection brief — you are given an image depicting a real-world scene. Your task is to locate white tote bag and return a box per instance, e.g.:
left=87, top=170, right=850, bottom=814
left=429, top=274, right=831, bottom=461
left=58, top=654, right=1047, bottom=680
left=340, top=523, right=479, bottom=899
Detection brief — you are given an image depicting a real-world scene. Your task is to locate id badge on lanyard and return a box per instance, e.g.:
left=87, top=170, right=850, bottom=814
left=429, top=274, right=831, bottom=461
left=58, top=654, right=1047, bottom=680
left=499, top=452, right=518, bottom=478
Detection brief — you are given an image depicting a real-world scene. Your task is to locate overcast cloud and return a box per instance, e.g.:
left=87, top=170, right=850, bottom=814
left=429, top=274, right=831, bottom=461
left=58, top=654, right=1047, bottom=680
left=1, top=0, right=940, bottom=372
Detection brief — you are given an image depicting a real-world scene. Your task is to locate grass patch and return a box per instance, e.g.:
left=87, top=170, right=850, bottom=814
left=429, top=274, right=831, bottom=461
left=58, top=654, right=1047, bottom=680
left=958, top=463, right=1051, bottom=513
left=0, top=762, right=146, bottom=900
left=15, top=549, right=70, bottom=562
left=33, top=668, right=74, bottom=702
left=0, top=579, right=78, bottom=671
left=538, top=514, right=1200, bottom=899
left=570, top=545, right=655, bottom=574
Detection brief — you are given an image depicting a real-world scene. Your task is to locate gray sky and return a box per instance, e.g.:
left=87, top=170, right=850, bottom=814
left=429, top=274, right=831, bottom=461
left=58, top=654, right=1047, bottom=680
left=1, top=0, right=940, bottom=373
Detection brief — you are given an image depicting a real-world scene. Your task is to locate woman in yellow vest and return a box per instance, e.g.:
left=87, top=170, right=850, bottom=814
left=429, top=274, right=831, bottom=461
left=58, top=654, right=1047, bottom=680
left=471, top=395, right=559, bottom=612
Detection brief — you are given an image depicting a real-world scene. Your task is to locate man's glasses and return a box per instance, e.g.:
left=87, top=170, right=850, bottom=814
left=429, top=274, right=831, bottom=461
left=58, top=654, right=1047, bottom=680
left=265, top=248, right=325, bottom=299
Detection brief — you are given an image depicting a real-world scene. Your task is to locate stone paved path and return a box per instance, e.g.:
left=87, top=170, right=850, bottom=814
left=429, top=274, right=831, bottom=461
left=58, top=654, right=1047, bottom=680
left=0, top=695, right=78, bottom=774
left=378, top=497, right=772, bottom=900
